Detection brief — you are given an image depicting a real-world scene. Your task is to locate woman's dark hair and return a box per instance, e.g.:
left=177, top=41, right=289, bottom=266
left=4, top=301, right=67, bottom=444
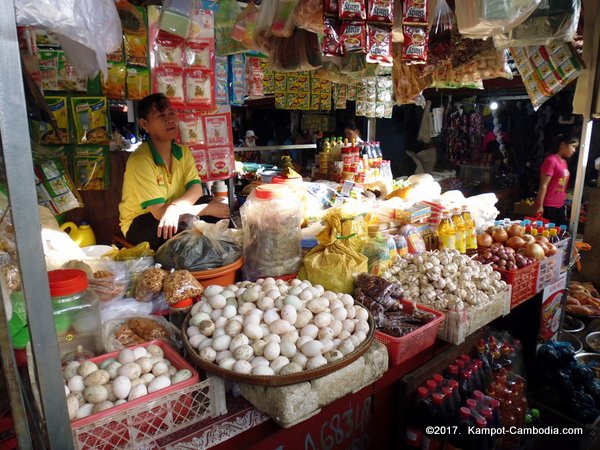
left=554, top=133, right=579, bottom=152
left=344, top=121, right=359, bottom=132
left=138, top=93, right=171, bottom=120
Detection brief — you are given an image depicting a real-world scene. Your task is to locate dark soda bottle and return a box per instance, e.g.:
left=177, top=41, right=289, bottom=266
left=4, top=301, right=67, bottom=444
left=422, top=392, right=445, bottom=450
left=445, top=365, right=461, bottom=382
left=472, top=416, right=490, bottom=450
left=447, top=380, right=461, bottom=409
left=480, top=407, right=496, bottom=449
left=441, top=387, right=457, bottom=424
left=426, top=379, right=438, bottom=393
left=443, top=407, right=472, bottom=450
left=405, top=386, right=430, bottom=448
left=459, top=370, right=475, bottom=400
left=433, top=373, right=446, bottom=389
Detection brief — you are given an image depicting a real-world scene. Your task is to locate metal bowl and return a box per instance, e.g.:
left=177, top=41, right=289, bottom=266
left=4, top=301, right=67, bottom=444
left=585, top=331, right=600, bottom=353
left=562, top=315, right=585, bottom=333
left=574, top=352, right=600, bottom=367
left=557, top=331, right=583, bottom=353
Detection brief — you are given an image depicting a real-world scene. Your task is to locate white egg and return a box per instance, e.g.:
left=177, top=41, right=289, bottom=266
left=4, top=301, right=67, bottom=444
left=264, top=333, right=281, bottom=344
left=324, top=350, right=344, bottom=363
left=114, top=399, right=127, bottom=406
left=281, top=329, right=299, bottom=343
left=346, top=306, right=357, bottom=319
left=141, top=373, right=155, bottom=385
left=269, top=319, right=291, bottom=335
left=243, top=314, right=260, bottom=327
left=262, top=308, right=280, bottom=325
left=280, top=362, right=303, bottom=375
left=354, top=330, right=367, bottom=343
left=68, top=375, right=85, bottom=393
left=229, top=334, right=249, bottom=351
left=78, top=361, right=99, bottom=378
left=84, top=370, right=110, bottom=387
left=214, top=328, right=226, bottom=338
left=339, top=339, right=355, bottom=355
left=190, top=312, right=212, bottom=327
left=330, top=320, right=343, bottom=337
left=355, top=320, right=369, bottom=335
left=250, top=356, right=270, bottom=368
left=118, top=363, right=142, bottom=380
left=301, top=340, right=324, bottom=358
left=104, top=382, right=117, bottom=402
left=244, top=323, right=263, bottom=340
left=222, top=304, right=237, bottom=319
left=76, top=403, right=94, bottom=419
left=216, top=350, right=233, bottom=364
left=300, top=324, right=319, bottom=339
left=349, top=335, right=361, bottom=347
left=128, top=383, right=148, bottom=401
left=199, top=320, right=216, bottom=336
left=260, top=323, right=270, bottom=337
left=191, top=301, right=204, bottom=316
left=338, top=330, right=351, bottom=340
left=226, top=284, right=238, bottom=292
left=198, top=302, right=213, bottom=314
left=323, top=291, right=337, bottom=301
left=313, top=285, right=325, bottom=296
left=204, top=285, right=224, bottom=298
left=132, top=347, right=148, bottom=360
left=213, top=334, right=232, bottom=351
left=210, top=309, right=223, bottom=321
left=199, top=346, right=217, bottom=362
left=105, top=362, right=122, bottom=380
left=189, top=333, right=207, bottom=349
left=112, top=376, right=132, bottom=399
left=215, top=316, right=228, bottom=330
left=280, top=340, right=297, bottom=358
left=208, top=294, right=227, bottom=309
left=355, top=307, right=369, bottom=322
left=292, top=353, right=308, bottom=369
left=233, top=360, right=252, bottom=374
left=318, top=327, right=335, bottom=341
left=313, top=312, right=332, bottom=328
left=306, top=299, right=326, bottom=314
left=332, top=307, right=348, bottom=321
left=187, top=326, right=201, bottom=337
left=234, top=344, right=254, bottom=361
left=270, top=356, right=290, bottom=373
left=321, top=338, right=334, bottom=353
left=168, top=365, right=178, bottom=377
left=299, top=289, right=314, bottom=302
left=278, top=285, right=289, bottom=296
left=63, top=361, right=80, bottom=381
left=148, top=375, right=171, bottom=393
left=296, top=335, right=312, bottom=348
left=225, top=319, right=243, bottom=336
left=263, top=342, right=280, bottom=361
left=238, top=302, right=256, bottom=315
left=251, top=340, right=267, bottom=356
left=218, top=357, right=237, bottom=370
left=342, top=319, right=355, bottom=333
left=266, top=289, right=281, bottom=300
left=340, top=294, right=354, bottom=307
left=295, top=309, right=313, bottom=328
left=280, top=305, right=297, bottom=325
left=252, top=365, right=275, bottom=376
left=64, top=384, right=70, bottom=397
left=83, top=385, right=108, bottom=404
left=242, top=288, right=260, bottom=303
left=256, top=296, right=274, bottom=311
left=135, top=357, right=154, bottom=374
left=306, top=355, right=328, bottom=370
left=220, top=289, right=236, bottom=299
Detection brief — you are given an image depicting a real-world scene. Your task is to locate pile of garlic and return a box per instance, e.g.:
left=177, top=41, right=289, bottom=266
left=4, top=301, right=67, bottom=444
left=63, top=344, right=193, bottom=420
left=382, top=249, right=507, bottom=311
left=186, top=278, right=370, bottom=376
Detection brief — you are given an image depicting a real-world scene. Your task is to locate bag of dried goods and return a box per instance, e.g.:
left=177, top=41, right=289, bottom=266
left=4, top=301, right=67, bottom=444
left=162, top=270, right=204, bottom=305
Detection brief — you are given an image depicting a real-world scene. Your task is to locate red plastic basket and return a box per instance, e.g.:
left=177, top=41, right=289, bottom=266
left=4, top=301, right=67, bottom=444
left=71, top=340, right=200, bottom=450
left=495, top=260, right=540, bottom=309
left=375, top=301, right=445, bottom=366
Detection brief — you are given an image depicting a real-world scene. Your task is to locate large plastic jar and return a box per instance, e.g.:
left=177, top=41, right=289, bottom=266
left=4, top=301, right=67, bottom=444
left=48, top=269, right=103, bottom=359
left=241, top=184, right=302, bottom=280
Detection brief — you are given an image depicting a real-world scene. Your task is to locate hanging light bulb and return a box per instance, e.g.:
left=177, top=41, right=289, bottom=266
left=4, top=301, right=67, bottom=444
left=490, top=101, right=499, bottom=111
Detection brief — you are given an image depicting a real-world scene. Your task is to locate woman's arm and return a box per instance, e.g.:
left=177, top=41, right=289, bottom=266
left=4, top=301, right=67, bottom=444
left=147, top=183, right=204, bottom=239
left=534, top=174, right=552, bottom=216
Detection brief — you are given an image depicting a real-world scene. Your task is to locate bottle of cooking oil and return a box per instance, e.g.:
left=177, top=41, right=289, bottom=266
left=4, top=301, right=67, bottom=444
left=438, top=210, right=456, bottom=250
left=451, top=208, right=466, bottom=254
left=462, top=206, right=477, bottom=251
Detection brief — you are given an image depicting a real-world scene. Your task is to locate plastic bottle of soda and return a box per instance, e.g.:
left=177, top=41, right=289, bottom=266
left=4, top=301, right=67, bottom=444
left=422, top=392, right=445, bottom=450
left=406, top=386, right=431, bottom=448
left=441, top=386, right=457, bottom=424
left=447, top=379, right=461, bottom=410
left=480, top=407, right=496, bottom=449
left=459, top=370, right=475, bottom=401
left=433, top=373, right=446, bottom=389
left=445, top=365, right=461, bottom=382
left=472, top=416, right=490, bottom=450
left=426, top=379, right=438, bottom=393
left=443, top=407, right=473, bottom=450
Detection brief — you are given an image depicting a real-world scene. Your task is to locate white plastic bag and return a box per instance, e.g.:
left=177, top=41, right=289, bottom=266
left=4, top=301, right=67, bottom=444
left=15, top=0, right=122, bottom=78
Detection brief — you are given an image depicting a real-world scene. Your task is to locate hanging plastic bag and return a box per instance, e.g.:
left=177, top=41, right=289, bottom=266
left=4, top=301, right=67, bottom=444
left=428, top=0, right=453, bottom=68
left=215, top=0, right=247, bottom=55
left=271, top=0, right=299, bottom=37
left=493, top=0, right=581, bottom=48
left=269, top=28, right=322, bottom=72
left=292, top=0, right=324, bottom=35
left=254, top=0, right=279, bottom=54
left=231, top=1, right=260, bottom=50
left=362, top=234, right=396, bottom=275
left=455, top=0, right=541, bottom=39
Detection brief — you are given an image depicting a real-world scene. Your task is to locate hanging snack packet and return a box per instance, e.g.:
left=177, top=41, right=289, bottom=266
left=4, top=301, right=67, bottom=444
left=341, top=21, right=367, bottom=54
left=124, top=33, right=148, bottom=67
left=155, top=67, right=185, bottom=106
left=367, top=0, right=393, bottom=25
left=402, top=24, right=428, bottom=63
left=177, top=112, right=205, bottom=146
left=403, top=0, right=427, bottom=24
left=102, top=62, right=127, bottom=99
left=339, top=0, right=366, bottom=21
left=185, top=69, right=214, bottom=108
left=189, top=146, right=209, bottom=180
left=271, top=0, right=300, bottom=38
left=366, top=25, right=392, bottom=65
left=71, top=97, right=110, bottom=145
left=126, top=67, right=150, bottom=100
left=155, top=36, right=184, bottom=67
left=231, top=0, right=259, bottom=49
left=185, top=39, right=213, bottom=70
left=323, top=18, right=342, bottom=56
left=293, top=0, right=324, bottom=35
left=323, top=0, right=338, bottom=16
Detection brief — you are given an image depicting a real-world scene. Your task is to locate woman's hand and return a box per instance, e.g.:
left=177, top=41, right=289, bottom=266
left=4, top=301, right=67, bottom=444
left=201, top=199, right=230, bottom=218
left=535, top=205, right=544, bottom=217
left=157, top=203, right=180, bottom=239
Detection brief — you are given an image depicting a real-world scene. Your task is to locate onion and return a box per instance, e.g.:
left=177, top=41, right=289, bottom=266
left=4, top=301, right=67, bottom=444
left=507, top=224, right=524, bottom=237
left=477, top=233, right=493, bottom=248
left=506, top=236, right=525, bottom=251
left=546, top=243, right=558, bottom=256
left=492, top=228, right=509, bottom=243
left=491, top=242, right=504, bottom=252
left=522, top=235, right=536, bottom=245
left=535, top=235, right=549, bottom=245
left=524, top=243, right=545, bottom=261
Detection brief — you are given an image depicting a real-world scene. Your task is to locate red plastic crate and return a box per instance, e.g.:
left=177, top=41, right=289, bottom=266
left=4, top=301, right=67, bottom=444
left=496, top=260, right=540, bottom=309
left=71, top=340, right=200, bottom=450
left=375, top=301, right=445, bottom=366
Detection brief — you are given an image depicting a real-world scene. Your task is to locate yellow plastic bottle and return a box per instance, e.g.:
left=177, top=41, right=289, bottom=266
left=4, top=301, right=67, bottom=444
left=462, top=206, right=477, bottom=251
left=451, top=208, right=466, bottom=253
left=438, top=211, right=456, bottom=250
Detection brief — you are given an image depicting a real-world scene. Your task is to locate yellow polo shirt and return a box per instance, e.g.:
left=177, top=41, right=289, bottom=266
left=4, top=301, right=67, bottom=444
left=119, top=140, right=201, bottom=236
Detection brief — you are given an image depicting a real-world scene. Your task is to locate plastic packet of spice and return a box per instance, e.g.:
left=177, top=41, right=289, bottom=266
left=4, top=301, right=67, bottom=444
left=323, top=18, right=342, bottom=56
left=185, top=69, right=214, bottom=108
left=189, top=145, right=209, bottom=179
left=156, top=67, right=184, bottom=105
left=341, top=21, right=367, bottom=54
left=368, top=0, right=393, bottom=24
left=366, top=25, right=392, bottom=65
left=323, top=0, right=338, bottom=16
left=339, top=0, right=366, bottom=20
left=155, top=36, right=184, bottom=67
left=403, top=0, right=427, bottom=24
left=177, top=112, right=205, bottom=145
left=402, top=24, right=428, bottom=63
left=185, top=39, right=213, bottom=70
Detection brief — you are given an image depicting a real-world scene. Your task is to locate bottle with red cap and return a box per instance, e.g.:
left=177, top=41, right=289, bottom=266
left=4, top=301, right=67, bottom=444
left=459, top=370, right=475, bottom=400
left=405, top=386, right=431, bottom=448
left=422, top=393, right=446, bottom=450
left=445, top=365, right=461, bottom=382
left=472, top=416, right=490, bottom=450
left=444, top=407, right=473, bottom=450
left=447, top=379, right=461, bottom=409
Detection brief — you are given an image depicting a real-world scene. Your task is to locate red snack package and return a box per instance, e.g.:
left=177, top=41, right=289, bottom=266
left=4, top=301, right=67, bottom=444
left=322, top=18, right=342, bottom=56
left=155, top=67, right=184, bottom=105
left=338, top=0, right=366, bottom=20
left=403, top=0, right=427, bottom=24
left=184, top=69, right=214, bottom=108
left=185, top=39, right=213, bottom=70
left=340, top=20, right=367, bottom=54
left=323, top=0, right=339, bottom=16
left=189, top=145, right=209, bottom=180
left=368, top=0, right=393, bottom=25
left=177, top=112, right=205, bottom=146
left=366, top=25, right=392, bottom=64
left=402, top=24, right=428, bottom=63
left=155, top=36, right=184, bottom=68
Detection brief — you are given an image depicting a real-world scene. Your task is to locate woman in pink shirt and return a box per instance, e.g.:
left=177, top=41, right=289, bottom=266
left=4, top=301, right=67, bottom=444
left=534, top=134, right=579, bottom=225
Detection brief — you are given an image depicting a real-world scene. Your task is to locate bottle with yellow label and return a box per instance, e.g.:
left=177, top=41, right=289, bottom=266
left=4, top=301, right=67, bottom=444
left=451, top=208, right=466, bottom=254
left=438, top=211, right=456, bottom=250
left=462, top=206, right=477, bottom=250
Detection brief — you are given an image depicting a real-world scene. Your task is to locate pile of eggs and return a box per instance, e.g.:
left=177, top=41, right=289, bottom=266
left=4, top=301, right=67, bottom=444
left=186, top=278, right=371, bottom=376
left=63, top=344, right=193, bottom=420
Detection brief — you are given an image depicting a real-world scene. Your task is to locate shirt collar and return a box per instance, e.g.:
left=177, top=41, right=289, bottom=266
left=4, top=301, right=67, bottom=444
left=147, top=138, right=183, bottom=165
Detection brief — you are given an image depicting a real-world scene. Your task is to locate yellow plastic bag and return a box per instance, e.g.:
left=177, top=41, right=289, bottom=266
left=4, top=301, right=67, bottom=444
left=299, top=209, right=368, bottom=293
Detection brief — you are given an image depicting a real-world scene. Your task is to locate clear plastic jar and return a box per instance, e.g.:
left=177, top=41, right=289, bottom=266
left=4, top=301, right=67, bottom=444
left=241, top=184, right=302, bottom=280
left=48, top=269, right=102, bottom=360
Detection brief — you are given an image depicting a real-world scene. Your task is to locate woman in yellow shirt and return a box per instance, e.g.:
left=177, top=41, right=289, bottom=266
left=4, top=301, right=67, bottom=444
left=119, top=94, right=229, bottom=249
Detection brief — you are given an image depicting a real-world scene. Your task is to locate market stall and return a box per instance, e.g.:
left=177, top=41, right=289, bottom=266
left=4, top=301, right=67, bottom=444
left=1, top=0, right=600, bottom=449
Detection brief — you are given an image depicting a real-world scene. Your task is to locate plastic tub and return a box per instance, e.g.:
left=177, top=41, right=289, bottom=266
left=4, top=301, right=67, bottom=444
left=190, top=257, right=243, bottom=288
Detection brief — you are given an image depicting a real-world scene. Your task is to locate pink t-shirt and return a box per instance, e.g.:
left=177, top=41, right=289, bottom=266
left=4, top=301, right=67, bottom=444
left=540, top=154, right=570, bottom=207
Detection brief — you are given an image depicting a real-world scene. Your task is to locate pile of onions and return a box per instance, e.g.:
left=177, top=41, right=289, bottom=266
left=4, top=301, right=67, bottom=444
left=524, top=243, right=545, bottom=261
left=475, top=245, right=535, bottom=271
